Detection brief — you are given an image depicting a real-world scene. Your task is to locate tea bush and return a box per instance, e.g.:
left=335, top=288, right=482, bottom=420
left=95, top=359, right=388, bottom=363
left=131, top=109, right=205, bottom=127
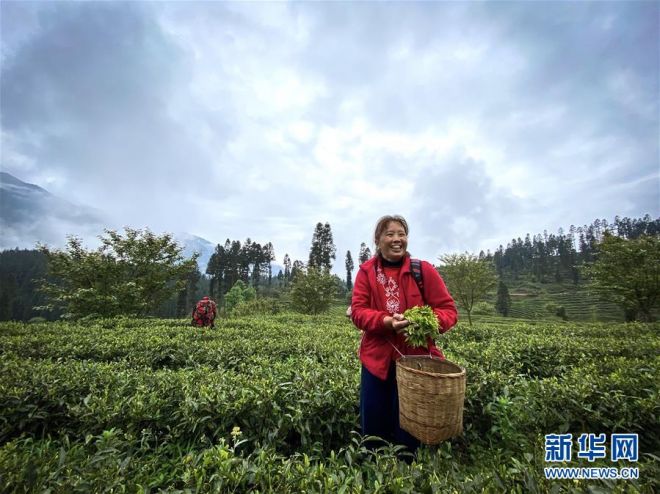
left=1, top=315, right=658, bottom=492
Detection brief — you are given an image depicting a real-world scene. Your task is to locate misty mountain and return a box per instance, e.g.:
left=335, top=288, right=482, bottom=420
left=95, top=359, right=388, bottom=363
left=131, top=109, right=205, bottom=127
left=0, top=173, right=217, bottom=272
left=0, top=171, right=107, bottom=250
left=175, top=232, right=215, bottom=273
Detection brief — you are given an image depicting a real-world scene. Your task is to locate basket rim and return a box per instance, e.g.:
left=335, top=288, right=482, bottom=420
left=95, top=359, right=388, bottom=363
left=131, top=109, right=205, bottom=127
left=396, top=355, right=466, bottom=378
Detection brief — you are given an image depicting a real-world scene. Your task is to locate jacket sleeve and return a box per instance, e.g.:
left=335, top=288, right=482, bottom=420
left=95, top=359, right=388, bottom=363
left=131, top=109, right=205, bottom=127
left=422, top=261, right=458, bottom=333
left=350, top=267, right=390, bottom=334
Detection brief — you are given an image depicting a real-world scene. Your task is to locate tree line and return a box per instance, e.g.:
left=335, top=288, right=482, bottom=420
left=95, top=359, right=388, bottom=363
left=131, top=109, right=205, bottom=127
left=0, top=249, right=54, bottom=321
left=490, top=215, right=659, bottom=283
left=0, top=214, right=657, bottom=321
left=441, top=215, right=659, bottom=324
left=205, top=238, right=275, bottom=300
left=0, top=221, right=349, bottom=321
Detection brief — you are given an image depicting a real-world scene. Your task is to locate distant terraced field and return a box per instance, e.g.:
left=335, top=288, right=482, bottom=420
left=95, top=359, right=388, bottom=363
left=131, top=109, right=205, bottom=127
left=478, top=281, right=627, bottom=322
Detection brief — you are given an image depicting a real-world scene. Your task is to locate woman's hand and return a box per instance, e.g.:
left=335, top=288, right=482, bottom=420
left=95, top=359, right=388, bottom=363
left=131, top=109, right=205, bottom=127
left=383, top=313, right=410, bottom=334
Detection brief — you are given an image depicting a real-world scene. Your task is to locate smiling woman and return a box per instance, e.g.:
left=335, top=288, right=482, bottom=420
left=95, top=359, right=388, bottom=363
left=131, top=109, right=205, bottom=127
left=349, top=214, right=458, bottom=453
left=375, top=215, right=408, bottom=263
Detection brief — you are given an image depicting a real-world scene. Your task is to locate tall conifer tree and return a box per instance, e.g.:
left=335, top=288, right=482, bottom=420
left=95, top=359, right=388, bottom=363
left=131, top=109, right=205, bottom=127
left=359, top=242, right=372, bottom=265
left=283, top=254, right=292, bottom=282
left=345, top=250, right=354, bottom=290
left=495, top=280, right=511, bottom=317
left=308, top=222, right=336, bottom=272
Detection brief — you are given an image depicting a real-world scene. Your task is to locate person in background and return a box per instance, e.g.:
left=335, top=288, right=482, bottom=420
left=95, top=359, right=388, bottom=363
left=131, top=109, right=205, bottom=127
left=350, top=214, right=458, bottom=452
left=191, top=296, right=217, bottom=328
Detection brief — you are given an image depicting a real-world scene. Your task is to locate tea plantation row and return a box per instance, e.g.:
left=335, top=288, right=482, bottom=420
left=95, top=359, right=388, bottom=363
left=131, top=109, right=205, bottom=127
left=0, top=314, right=658, bottom=493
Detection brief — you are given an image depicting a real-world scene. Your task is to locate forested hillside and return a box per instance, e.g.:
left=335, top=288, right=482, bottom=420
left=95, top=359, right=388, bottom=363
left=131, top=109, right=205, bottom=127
left=489, top=215, right=658, bottom=284
left=0, top=215, right=657, bottom=322
left=0, top=249, right=55, bottom=321
left=466, top=215, right=659, bottom=322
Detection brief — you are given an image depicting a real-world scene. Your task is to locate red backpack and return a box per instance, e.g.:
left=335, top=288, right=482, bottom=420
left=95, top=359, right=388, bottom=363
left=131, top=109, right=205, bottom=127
left=192, top=297, right=216, bottom=327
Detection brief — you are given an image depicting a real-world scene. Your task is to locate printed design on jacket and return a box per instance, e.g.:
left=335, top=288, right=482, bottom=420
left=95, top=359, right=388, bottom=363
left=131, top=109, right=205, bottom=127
left=376, top=265, right=400, bottom=314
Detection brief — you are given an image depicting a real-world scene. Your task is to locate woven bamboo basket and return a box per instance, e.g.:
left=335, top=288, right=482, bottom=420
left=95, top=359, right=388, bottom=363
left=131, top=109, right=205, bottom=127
left=395, top=356, right=466, bottom=444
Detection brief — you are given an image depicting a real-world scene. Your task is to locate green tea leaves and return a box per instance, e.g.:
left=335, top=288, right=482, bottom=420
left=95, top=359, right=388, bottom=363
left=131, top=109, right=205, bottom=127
left=402, top=305, right=438, bottom=348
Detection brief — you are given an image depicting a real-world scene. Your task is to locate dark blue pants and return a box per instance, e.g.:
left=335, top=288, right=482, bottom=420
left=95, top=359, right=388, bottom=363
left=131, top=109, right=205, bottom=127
left=360, top=362, right=420, bottom=452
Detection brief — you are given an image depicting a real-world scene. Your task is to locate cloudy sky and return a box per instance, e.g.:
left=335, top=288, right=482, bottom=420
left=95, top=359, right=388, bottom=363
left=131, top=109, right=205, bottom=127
left=1, top=0, right=658, bottom=271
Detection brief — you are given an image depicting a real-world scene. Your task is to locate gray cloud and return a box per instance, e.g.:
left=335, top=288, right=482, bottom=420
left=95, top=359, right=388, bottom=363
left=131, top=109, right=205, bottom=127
left=406, top=148, right=523, bottom=256
left=1, top=2, right=235, bottom=230
left=1, top=1, right=657, bottom=270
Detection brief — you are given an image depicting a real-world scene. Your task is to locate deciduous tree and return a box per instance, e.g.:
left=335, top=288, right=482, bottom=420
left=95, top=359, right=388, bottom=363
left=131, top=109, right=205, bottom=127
left=583, top=233, right=659, bottom=322
left=438, top=252, right=497, bottom=326
left=38, top=228, right=198, bottom=319
left=224, top=279, right=257, bottom=315
left=290, top=268, right=338, bottom=314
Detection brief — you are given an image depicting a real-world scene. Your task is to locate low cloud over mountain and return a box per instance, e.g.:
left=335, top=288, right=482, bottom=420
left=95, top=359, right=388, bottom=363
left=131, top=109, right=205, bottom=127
left=0, top=171, right=107, bottom=250
left=0, top=172, right=217, bottom=271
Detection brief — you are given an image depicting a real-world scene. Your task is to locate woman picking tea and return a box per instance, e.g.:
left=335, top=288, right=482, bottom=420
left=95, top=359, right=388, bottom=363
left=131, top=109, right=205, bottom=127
left=350, top=215, right=458, bottom=451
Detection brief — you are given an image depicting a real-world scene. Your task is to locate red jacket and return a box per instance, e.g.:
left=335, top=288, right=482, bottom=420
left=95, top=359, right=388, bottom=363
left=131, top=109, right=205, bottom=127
left=351, top=254, right=458, bottom=380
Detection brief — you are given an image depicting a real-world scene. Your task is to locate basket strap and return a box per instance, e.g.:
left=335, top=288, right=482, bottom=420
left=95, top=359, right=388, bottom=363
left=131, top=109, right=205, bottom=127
left=387, top=340, right=405, bottom=357
left=388, top=340, right=405, bottom=359
left=389, top=340, right=433, bottom=358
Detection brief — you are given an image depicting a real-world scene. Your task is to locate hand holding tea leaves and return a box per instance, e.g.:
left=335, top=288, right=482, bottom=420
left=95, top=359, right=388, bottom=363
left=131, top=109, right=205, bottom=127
left=402, top=305, right=438, bottom=348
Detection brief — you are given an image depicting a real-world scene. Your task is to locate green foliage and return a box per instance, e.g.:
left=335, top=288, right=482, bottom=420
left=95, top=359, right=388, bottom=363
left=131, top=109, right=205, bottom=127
left=37, top=229, right=198, bottom=319
left=282, top=254, right=292, bottom=283
left=290, top=268, right=338, bottom=314
left=290, top=260, right=304, bottom=280
left=543, top=302, right=558, bottom=315
left=0, top=315, right=658, bottom=492
left=345, top=250, right=354, bottom=290
left=493, top=214, right=659, bottom=284
left=243, top=285, right=256, bottom=302
left=501, top=282, right=624, bottom=322
left=439, top=253, right=497, bottom=326
left=472, top=301, right=496, bottom=316
left=224, top=280, right=249, bottom=314
left=231, top=298, right=281, bottom=317
left=0, top=249, right=53, bottom=321
left=176, top=265, right=202, bottom=318
left=537, top=301, right=568, bottom=322
left=224, top=282, right=270, bottom=317
left=402, top=305, right=438, bottom=348
left=555, top=306, right=568, bottom=321
left=583, top=234, right=660, bottom=322
left=358, top=242, right=372, bottom=265
left=495, top=281, right=511, bottom=317
left=332, top=274, right=348, bottom=299
left=206, top=238, right=275, bottom=297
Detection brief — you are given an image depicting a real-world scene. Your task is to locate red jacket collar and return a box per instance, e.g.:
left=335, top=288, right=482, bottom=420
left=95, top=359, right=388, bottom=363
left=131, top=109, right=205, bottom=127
left=362, top=253, right=412, bottom=274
